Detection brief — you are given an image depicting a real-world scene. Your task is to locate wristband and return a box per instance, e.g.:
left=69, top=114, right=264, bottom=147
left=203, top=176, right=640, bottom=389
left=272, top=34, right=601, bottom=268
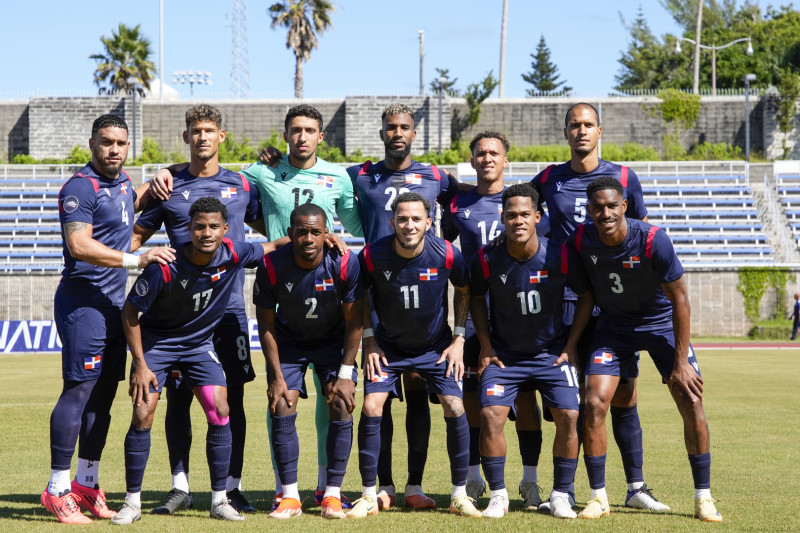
left=122, top=253, right=139, bottom=269
left=338, top=364, right=355, bottom=380
left=454, top=326, right=466, bottom=337
left=362, top=328, right=374, bottom=339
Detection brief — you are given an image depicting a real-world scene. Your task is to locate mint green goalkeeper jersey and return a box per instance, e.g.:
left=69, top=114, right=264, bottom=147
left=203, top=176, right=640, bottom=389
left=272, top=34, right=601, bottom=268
left=240, top=155, right=363, bottom=240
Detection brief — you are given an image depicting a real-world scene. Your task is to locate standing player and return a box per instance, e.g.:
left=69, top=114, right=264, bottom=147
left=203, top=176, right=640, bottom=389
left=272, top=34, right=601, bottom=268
left=347, top=192, right=481, bottom=519
left=470, top=184, right=592, bottom=519
left=442, top=131, right=545, bottom=508
left=568, top=178, right=721, bottom=522
left=530, top=103, right=667, bottom=513
left=113, top=197, right=284, bottom=525
left=132, top=104, right=266, bottom=514
left=41, top=115, right=175, bottom=524
left=254, top=204, right=362, bottom=520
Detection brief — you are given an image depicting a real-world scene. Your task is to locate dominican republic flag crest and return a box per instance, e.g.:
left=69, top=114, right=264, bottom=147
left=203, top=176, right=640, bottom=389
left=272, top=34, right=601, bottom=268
left=221, top=187, right=237, bottom=198
left=120, top=183, right=128, bottom=195
left=623, top=256, right=640, bottom=268
left=371, top=371, right=388, bottom=383
left=315, top=278, right=334, bottom=291
left=486, top=384, right=505, bottom=396
left=419, top=268, right=438, bottom=281
left=405, top=174, right=422, bottom=184
left=84, top=355, right=102, bottom=369
left=529, top=271, right=548, bottom=283
left=211, top=266, right=226, bottom=282
left=594, top=352, right=613, bottom=364
left=316, top=175, right=334, bottom=188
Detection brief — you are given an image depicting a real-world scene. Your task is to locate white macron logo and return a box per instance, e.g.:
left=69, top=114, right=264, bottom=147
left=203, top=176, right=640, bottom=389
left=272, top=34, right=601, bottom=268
left=182, top=190, right=190, bottom=200
left=556, top=181, right=564, bottom=191
left=179, top=279, right=188, bottom=288
left=383, top=270, right=392, bottom=280
left=591, top=255, right=598, bottom=264
left=285, top=282, right=294, bottom=292
left=464, top=209, right=471, bottom=219
left=499, top=274, right=507, bottom=284
left=374, top=173, right=382, bottom=182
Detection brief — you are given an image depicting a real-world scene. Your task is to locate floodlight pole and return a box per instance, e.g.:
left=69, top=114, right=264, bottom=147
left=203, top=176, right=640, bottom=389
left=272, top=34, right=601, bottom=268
left=437, top=77, right=446, bottom=154
left=744, top=73, right=756, bottom=162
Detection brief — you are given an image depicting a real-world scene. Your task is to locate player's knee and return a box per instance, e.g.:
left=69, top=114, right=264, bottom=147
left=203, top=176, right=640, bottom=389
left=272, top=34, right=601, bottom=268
left=611, top=379, right=637, bottom=407
left=198, top=385, right=230, bottom=425
left=328, top=396, right=349, bottom=421
left=584, top=393, right=610, bottom=419
left=362, top=394, right=385, bottom=417
left=439, top=395, right=464, bottom=417
left=480, top=407, right=506, bottom=435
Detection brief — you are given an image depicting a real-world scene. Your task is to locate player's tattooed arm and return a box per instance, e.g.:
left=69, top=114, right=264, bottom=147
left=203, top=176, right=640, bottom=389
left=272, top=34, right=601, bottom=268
left=662, top=276, right=703, bottom=403
left=557, top=290, right=594, bottom=369
left=64, top=220, right=174, bottom=268
left=121, top=302, right=158, bottom=407
left=438, top=283, right=469, bottom=381
left=328, top=299, right=363, bottom=413
left=256, top=306, right=293, bottom=414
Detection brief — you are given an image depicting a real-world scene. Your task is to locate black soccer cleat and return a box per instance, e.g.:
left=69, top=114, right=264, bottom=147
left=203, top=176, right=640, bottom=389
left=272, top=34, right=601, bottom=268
left=151, top=488, right=194, bottom=515
left=227, top=488, right=257, bottom=513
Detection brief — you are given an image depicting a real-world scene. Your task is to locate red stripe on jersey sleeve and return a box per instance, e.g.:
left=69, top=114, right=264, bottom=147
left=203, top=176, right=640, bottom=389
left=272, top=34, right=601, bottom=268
left=445, top=240, right=454, bottom=269
left=364, top=243, right=374, bottom=272
left=222, top=238, right=239, bottom=263
left=87, top=176, right=99, bottom=193
left=263, top=254, right=277, bottom=285
left=450, top=195, right=458, bottom=214
left=358, top=161, right=372, bottom=175
left=237, top=172, right=250, bottom=192
left=160, top=263, right=171, bottom=283
left=478, top=247, right=490, bottom=278
left=575, top=224, right=585, bottom=252
left=645, top=226, right=659, bottom=258
left=431, top=165, right=442, bottom=181
left=560, top=244, right=568, bottom=274
left=540, top=164, right=554, bottom=184
left=340, top=250, right=350, bottom=281
left=620, top=166, right=629, bottom=188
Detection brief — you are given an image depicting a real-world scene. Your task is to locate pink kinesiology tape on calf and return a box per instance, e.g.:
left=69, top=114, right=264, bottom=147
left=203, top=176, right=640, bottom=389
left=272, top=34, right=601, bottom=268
left=198, top=385, right=229, bottom=425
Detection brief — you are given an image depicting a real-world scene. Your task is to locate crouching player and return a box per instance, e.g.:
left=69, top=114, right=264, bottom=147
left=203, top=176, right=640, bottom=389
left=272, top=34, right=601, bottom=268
left=113, top=197, right=283, bottom=525
left=470, top=184, right=592, bottom=519
left=568, top=177, right=721, bottom=522
left=254, top=204, right=362, bottom=519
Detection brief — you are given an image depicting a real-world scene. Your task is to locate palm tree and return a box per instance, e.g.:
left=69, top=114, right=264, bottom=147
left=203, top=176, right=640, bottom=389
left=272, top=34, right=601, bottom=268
left=268, top=0, right=335, bottom=98
left=90, top=23, right=155, bottom=96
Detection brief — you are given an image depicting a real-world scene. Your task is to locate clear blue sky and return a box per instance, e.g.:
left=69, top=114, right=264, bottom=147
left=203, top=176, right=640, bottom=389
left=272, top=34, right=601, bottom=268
left=0, top=1, right=752, bottom=99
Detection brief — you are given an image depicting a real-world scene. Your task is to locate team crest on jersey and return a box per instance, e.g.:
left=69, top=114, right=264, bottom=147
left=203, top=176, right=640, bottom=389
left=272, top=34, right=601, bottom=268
left=120, top=183, right=128, bottom=194
left=499, top=274, right=508, bottom=284
left=221, top=187, right=237, bottom=199
left=382, top=270, right=392, bottom=280
left=405, top=174, right=422, bottom=185
left=315, top=278, right=334, bottom=291
left=63, top=196, right=79, bottom=213
left=622, top=256, right=641, bottom=269
left=316, top=175, right=334, bottom=188
left=556, top=180, right=565, bottom=191
left=285, top=282, right=294, bottom=292
left=181, top=190, right=190, bottom=200
left=486, top=384, right=504, bottom=396
left=211, top=266, right=226, bottom=282
left=529, top=271, right=548, bottom=283
left=371, top=371, right=388, bottom=383
left=84, top=355, right=102, bottom=370
left=591, top=254, right=598, bottom=264
left=419, top=268, right=438, bottom=281
left=594, top=352, right=613, bottom=364
left=179, top=279, right=188, bottom=289
left=464, top=209, right=471, bottom=219
left=135, top=279, right=149, bottom=296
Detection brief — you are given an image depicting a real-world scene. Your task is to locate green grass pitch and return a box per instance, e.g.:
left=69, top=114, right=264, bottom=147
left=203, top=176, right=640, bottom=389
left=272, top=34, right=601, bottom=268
left=1, top=348, right=798, bottom=531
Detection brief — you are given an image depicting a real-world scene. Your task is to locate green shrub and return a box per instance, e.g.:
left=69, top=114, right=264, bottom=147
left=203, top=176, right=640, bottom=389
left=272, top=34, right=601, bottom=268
left=602, top=142, right=660, bottom=161
left=12, top=154, right=38, bottom=164
left=688, top=142, right=743, bottom=161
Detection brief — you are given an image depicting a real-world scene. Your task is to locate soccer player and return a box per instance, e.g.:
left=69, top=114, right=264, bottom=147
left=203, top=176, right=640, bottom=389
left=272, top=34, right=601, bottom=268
left=567, top=177, right=721, bottom=522
left=530, top=103, right=666, bottom=513
left=470, top=184, right=592, bottom=519
left=347, top=192, right=480, bottom=519
left=254, top=203, right=362, bottom=519
left=442, top=131, right=546, bottom=508
left=112, top=197, right=283, bottom=525
left=41, top=115, right=175, bottom=525
left=132, top=104, right=267, bottom=514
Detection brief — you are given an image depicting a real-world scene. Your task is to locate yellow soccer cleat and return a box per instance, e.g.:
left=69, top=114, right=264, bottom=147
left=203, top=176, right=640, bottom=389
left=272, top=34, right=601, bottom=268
left=449, top=495, right=482, bottom=518
left=345, top=494, right=378, bottom=519
left=695, top=497, right=723, bottom=522
left=577, top=496, right=610, bottom=519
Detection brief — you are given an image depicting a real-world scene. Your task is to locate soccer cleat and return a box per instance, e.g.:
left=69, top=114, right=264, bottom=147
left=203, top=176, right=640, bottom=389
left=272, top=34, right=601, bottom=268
left=694, top=497, right=723, bottom=522
left=315, top=490, right=354, bottom=509
left=227, top=488, right=256, bottom=513
left=269, top=497, right=302, bottom=519
left=345, top=494, right=379, bottom=519
left=466, top=479, right=486, bottom=501
left=40, top=488, right=92, bottom=524
left=404, top=492, right=436, bottom=509
left=270, top=492, right=283, bottom=512
left=70, top=479, right=116, bottom=518
left=449, top=495, right=482, bottom=518
left=151, top=488, right=193, bottom=515
left=578, top=496, right=610, bottom=519
left=538, top=493, right=575, bottom=513
left=625, top=484, right=670, bottom=512
left=321, top=496, right=347, bottom=519
left=211, top=499, right=245, bottom=521
left=482, top=493, right=509, bottom=518
left=550, top=493, right=577, bottom=519
left=110, top=502, right=141, bottom=526
left=376, top=485, right=396, bottom=510
left=519, top=481, right=543, bottom=510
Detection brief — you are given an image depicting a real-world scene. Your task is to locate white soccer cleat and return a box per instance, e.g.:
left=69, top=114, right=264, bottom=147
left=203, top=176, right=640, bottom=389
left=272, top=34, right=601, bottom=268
left=577, top=495, right=610, bottom=519
left=110, top=502, right=141, bottom=526
left=481, top=493, right=508, bottom=518
left=210, top=499, right=245, bottom=521
left=550, top=492, right=577, bottom=519
left=538, top=492, right=575, bottom=513
left=625, top=484, right=670, bottom=512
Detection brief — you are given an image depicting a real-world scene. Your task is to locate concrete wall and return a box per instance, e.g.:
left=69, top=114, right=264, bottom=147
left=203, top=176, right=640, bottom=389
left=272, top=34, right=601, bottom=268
left=0, top=100, right=28, bottom=159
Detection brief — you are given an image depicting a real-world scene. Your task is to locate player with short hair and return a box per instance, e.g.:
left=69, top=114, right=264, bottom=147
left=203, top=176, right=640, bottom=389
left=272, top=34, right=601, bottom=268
left=41, top=115, right=175, bottom=524
left=112, top=197, right=284, bottom=525
left=347, top=192, right=481, bottom=519
left=442, top=130, right=546, bottom=508
left=254, top=203, right=362, bottom=519
left=132, top=104, right=267, bottom=514
left=530, top=103, right=667, bottom=513
left=470, top=183, right=592, bottom=519
left=567, top=177, right=721, bottom=522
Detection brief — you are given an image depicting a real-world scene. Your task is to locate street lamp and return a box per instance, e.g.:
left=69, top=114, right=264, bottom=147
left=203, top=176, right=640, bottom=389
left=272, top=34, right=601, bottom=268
left=744, top=73, right=756, bottom=162
left=127, top=77, right=139, bottom=161
left=437, top=76, right=446, bottom=154
left=674, top=36, right=753, bottom=96
left=171, top=70, right=213, bottom=96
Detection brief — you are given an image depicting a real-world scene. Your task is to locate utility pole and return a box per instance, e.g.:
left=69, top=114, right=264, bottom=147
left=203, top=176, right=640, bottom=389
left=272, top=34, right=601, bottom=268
left=693, top=0, right=703, bottom=94
left=499, top=0, right=508, bottom=98
left=418, top=30, right=424, bottom=96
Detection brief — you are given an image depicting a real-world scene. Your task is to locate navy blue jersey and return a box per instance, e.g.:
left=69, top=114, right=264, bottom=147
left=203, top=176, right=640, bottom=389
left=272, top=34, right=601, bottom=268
left=347, top=160, right=459, bottom=244
left=135, top=167, right=261, bottom=309
left=57, top=163, right=136, bottom=307
left=253, top=245, right=362, bottom=348
left=359, top=234, right=468, bottom=354
left=442, top=188, right=506, bottom=263
left=567, top=218, right=684, bottom=329
left=471, top=237, right=590, bottom=356
left=126, top=239, right=264, bottom=355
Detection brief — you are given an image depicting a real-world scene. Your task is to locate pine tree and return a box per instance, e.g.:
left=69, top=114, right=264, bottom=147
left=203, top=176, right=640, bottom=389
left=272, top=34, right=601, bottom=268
left=429, top=68, right=459, bottom=97
left=521, top=35, right=571, bottom=95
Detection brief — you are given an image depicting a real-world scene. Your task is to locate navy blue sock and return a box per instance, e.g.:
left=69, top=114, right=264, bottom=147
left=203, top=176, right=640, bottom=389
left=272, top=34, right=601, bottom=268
left=77, top=378, right=117, bottom=460
left=164, top=383, right=193, bottom=475
left=377, top=402, right=393, bottom=487
left=326, top=419, right=353, bottom=488
left=516, top=429, right=543, bottom=466
left=445, top=413, right=470, bottom=486
left=468, top=427, right=481, bottom=466
left=358, top=414, right=382, bottom=487
left=50, top=380, right=94, bottom=470
left=577, top=403, right=585, bottom=447
left=207, top=422, right=232, bottom=492
left=611, top=405, right=644, bottom=483
left=553, top=456, right=578, bottom=493
left=481, top=455, right=506, bottom=491
left=405, top=388, right=430, bottom=486
left=227, top=385, right=246, bottom=479
left=584, top=454, right=607, bottom=490
left=688, top=452, right=711, bottom=489
left=271, top=414, right=299, bottom=486
left=124, top=425, right=151, bottom=493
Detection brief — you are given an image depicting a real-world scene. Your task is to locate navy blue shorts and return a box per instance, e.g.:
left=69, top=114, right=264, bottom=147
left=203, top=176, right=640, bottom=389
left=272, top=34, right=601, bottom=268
left=587, top=326, right=701, bottom=381
left=479, top=351, right=580, bottom=416
left=274, top=343, right=358, bottom=399
left=54, top=293, right=126, bottom=382
left=145, top=349, right=228, bottom=394
left=365, top=340, right=463, bottom=399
